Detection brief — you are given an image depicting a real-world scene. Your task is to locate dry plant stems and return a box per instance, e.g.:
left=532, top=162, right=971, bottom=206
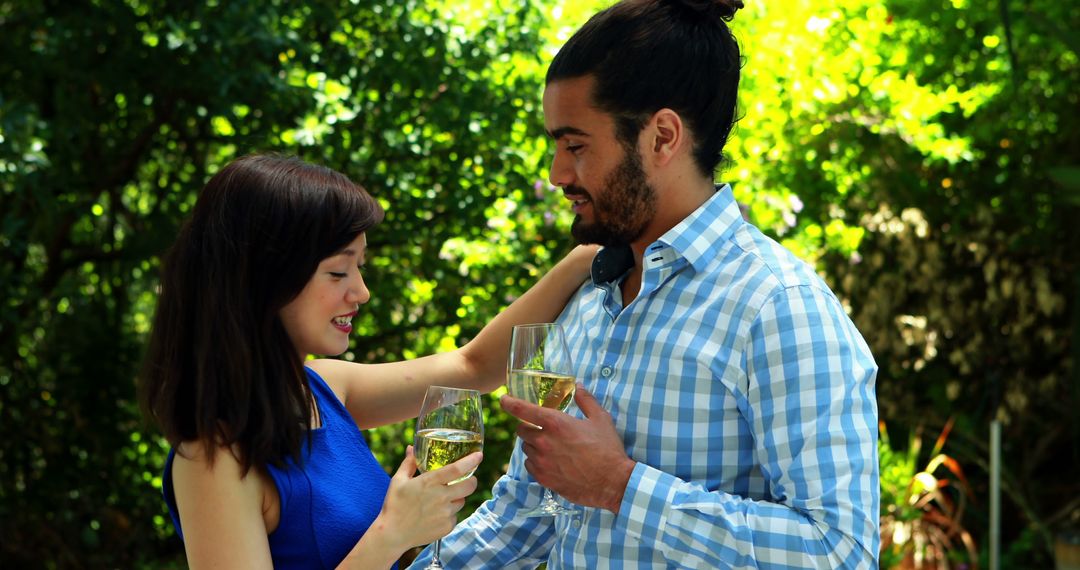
left=879, top=418, right=979, bottom=569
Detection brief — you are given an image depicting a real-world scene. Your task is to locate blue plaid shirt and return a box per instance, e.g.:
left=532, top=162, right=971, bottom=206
left=412, top=185, right=879, bottom=569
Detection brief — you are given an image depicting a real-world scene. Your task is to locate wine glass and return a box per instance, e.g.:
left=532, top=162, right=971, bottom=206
left=506, top=322, right=579, bottom=517
left=414, top=386, right=485, bottom=569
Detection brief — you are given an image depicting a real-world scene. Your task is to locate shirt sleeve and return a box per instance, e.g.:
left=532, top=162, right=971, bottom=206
left=611, top=284, right=880, bottom=569
left=407, top=438, right=557, bottom=569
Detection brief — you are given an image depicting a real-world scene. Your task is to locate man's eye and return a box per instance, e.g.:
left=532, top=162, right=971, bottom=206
left=567, top=144, right=583, bottom=153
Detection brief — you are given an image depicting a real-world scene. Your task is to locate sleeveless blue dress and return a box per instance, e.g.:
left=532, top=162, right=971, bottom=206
left=163, top=367, right=397, bottom=569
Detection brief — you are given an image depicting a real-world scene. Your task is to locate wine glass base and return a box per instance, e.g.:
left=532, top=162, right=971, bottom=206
left=518, top=500, right=580, bottom=518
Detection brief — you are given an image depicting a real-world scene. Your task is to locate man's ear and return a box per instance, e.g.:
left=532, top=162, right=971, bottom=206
left=645, top=108, right=684, bottom=167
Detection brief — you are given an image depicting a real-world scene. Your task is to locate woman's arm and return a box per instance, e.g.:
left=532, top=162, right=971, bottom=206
left=171, top=442, right=275, bottom=568
left=314, top=244, right=597, bottom=429
left=175, top=443, right=481, bottom=569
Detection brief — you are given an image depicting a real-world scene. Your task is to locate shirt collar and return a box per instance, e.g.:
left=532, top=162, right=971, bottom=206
left=659, top=183, right=740, bottom=274
left=589, top=184, right=741, bottom=285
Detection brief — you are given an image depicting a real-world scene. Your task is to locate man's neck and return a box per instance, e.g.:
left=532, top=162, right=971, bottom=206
left=621, top=176, right=716, bottom=304
left=627, top=176, right=716, bottom=270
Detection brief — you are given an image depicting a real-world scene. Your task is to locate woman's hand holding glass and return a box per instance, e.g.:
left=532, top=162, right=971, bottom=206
left=362, top=386, right=481, bottom=569
left=374, top=444, right=480, bottom=556
left=410, top=386, right=484, bottom=569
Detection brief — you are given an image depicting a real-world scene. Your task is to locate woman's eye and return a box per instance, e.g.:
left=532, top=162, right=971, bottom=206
left=329, top=272, right=347, bottom=279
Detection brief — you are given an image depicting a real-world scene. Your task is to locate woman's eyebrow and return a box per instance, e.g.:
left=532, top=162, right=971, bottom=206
left=330, top=247, right=367, bottom=263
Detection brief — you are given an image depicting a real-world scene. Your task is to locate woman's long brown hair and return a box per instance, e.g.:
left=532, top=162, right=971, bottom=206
left=138, top=154, right=383, bottom=473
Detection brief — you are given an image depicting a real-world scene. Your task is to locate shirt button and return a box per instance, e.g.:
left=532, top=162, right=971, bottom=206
left=600, top=366, right=613, bottom=378
left=573, top=519, right=582, bottom=528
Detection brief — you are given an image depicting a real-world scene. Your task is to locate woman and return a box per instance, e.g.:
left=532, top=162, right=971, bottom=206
left=139, top=154, right=595, bottom=568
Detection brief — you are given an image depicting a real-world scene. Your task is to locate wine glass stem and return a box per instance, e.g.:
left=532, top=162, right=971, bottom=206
left=428, top=539, right=444, bottom=569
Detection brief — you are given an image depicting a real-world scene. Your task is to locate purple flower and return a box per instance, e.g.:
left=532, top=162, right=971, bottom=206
left=543, top=211, right=555, bottom=226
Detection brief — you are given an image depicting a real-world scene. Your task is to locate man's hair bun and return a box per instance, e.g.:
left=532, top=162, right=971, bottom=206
left=671, top=0, right=744, bottom=22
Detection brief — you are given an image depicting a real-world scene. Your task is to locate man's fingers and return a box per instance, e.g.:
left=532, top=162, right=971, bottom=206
left=522, top=456, right=544, bottom=486
left=517, top=424, right=541, bottom=442
left=573, top=384, right=605, bottom=419
left=501, top=394, right=558, bottom=428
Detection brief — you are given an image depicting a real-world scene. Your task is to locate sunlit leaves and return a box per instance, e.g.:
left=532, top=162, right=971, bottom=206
left=727, top=0, right=1016, bottom=264
left=2, top=0, right=1077, bottom=566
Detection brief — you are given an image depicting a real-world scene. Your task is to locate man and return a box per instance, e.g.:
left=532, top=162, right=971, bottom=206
left=411, top=0, right=879, bottom=567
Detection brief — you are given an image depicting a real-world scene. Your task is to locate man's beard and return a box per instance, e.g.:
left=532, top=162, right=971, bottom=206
left=570, top=148, right=657, bottom=247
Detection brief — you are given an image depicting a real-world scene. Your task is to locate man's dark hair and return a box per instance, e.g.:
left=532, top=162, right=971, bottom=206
left=139, top=154, right=383, bottom=473
left=547, top=0, right=744, bottom=176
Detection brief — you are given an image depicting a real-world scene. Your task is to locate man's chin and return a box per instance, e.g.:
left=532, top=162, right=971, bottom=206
left=570, top=220, right=602, bottom=246
left=572, top=223, right=628, bottom=248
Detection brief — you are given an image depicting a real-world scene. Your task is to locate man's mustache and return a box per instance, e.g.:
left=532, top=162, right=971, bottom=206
left=563, top=185, right=591, bottom=200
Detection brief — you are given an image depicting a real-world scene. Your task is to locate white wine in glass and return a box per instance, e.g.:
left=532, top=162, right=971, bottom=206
left=415, top=428, right=483, bottom=482
left=414, top=386, right=484, bottom=569
left=507, top=323, right=579, bottom=517
left=506, top=369, right=576, bottom=412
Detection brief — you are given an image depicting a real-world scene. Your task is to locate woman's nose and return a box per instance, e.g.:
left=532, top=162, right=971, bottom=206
left=348, top=271, right=370, bottom=305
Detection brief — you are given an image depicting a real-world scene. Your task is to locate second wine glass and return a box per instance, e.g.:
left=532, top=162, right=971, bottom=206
left=506, top=323, right=579, bottom=517
left=414, top=385, right=484, bottom=569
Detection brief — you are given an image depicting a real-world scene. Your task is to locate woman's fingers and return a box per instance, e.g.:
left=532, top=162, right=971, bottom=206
left=393, top=445, right=418, bottom=480
left=447, top=475, right=478, bottom=499
left=429, top=452, right=482, bottom=486
left=378, top=448, right=483, bottom=547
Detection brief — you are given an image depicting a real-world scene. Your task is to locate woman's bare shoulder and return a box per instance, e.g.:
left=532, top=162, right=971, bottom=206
left=173, top=439, right=254, bottom=485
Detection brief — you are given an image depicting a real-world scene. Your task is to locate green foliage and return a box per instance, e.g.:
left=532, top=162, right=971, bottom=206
left=879, top=419, right=977, bottom=568
left=729, top=0, right=1079, bottom=566
left=0, top=0, right=559, bottom=565
left=1, top=0, right=1078, bottom=567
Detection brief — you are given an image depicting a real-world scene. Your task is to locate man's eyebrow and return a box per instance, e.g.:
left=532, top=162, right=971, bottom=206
left=547, top=126, right=590, bottom=140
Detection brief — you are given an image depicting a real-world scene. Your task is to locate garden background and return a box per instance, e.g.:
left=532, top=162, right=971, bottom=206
left=1, top=0, right=1077, bottom=567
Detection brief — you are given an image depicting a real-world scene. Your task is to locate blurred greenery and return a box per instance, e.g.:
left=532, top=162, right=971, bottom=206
left=879, top=419, right=977, bottom=568
left=0, top=0, right=1076, bottom=568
